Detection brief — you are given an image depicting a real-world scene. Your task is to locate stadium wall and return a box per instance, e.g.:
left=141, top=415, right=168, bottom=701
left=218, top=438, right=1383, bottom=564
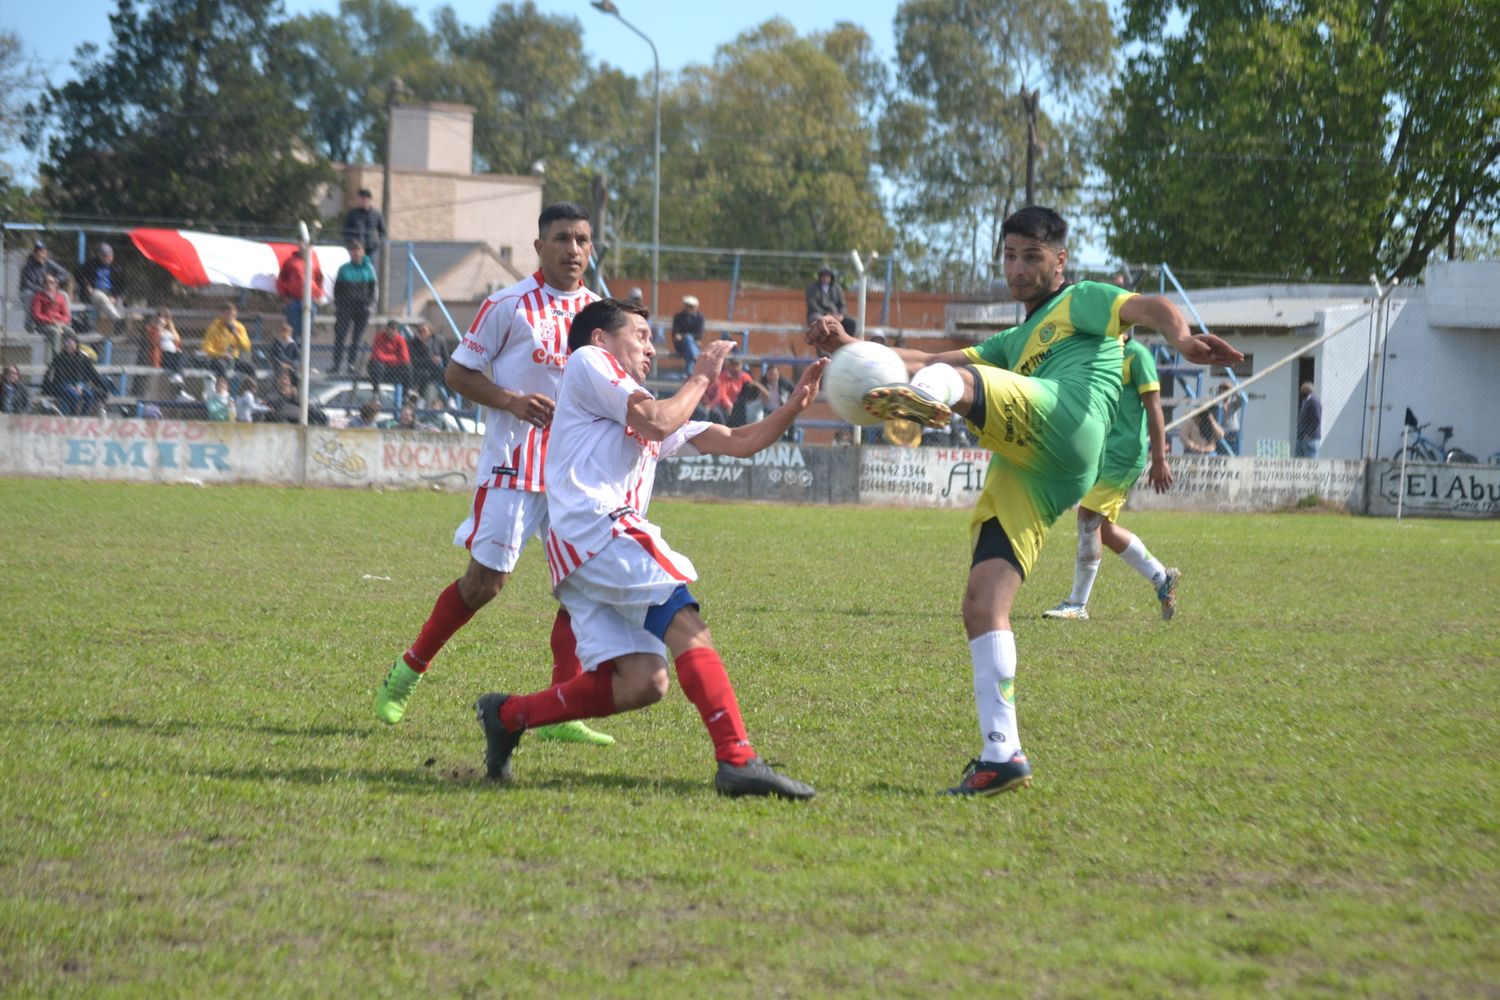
left=2, top=417, right=1496, bottom=519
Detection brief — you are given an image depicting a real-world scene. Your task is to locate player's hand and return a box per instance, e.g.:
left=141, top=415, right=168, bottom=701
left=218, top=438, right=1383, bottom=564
left=804, top=315, right=854, bottom=353
left=1179, top=333, right=1244, bottom=367
left=508, top=392, right=555, bottom=428
left=788, top=357, right=829, bottom=410
left=1148, top=455, right=1173, bottom=493
left=691, top=338, right=735, bottom=382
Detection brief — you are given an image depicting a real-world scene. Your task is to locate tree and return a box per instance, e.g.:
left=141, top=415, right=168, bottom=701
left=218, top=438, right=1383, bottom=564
left=881, top=0, right=1115, bottom=287
left=1104, top=0, right=1500, bottom=282
left=29, top=0, right=331, bottom=227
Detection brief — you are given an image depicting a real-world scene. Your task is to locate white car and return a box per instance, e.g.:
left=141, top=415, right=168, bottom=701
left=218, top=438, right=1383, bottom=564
left=311, top=381, right=481, bottom=434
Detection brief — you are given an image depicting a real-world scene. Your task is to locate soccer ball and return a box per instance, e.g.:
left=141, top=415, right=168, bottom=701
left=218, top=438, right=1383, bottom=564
left=822, top=340, right=909, bottom=426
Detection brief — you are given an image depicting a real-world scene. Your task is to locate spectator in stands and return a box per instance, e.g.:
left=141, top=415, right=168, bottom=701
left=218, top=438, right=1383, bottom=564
left=407, top=321, right=448, bottom=403
left=627, top=287, right=644, bottom=309
left=156, top=309, right=184, bottom=374
left=202, top=301, right=254, bottom=378
left=78, top=242, right=126, bottom=332
left=342, top=188, right=387, bottom=260
left=2, top=365, right=31, bottom=414
left=41, top=333, right=112, bottom=416
left=671, top=294, right=704, bottom=368
left=29, top=273, right=72, bottom=357
left=234, top=376, right=267, bottom=422
left=276, top=237, right=325, bottom=339
left=1218, top=382, right=1244, bottom=455
left=1179, top=407, right=1224, bottom=455
left=368, top=319, right=412, bottom=398
left=737, top=361, right=796, bottom=426
left=1296, top=382, right=1321, bottom=458
left=268, top=320, right=300, bottom=381
left=21, top=241, right=70, bottom=300
left=348, top=399, right=381, bottom=428
left=167, top=373, right=197, bottom=402
left=269, top=368, right=327, bottom=425
left=393, top=402, right=418, bottom=430
left=332, top=241, right=377, bottom=375
left=710, top=353, right=753, bottom=426
left=206, top=376, right=233, bottom=421
left=805, top=266, right=846, bottom=325
left=138, top=314, right=163, bottom=369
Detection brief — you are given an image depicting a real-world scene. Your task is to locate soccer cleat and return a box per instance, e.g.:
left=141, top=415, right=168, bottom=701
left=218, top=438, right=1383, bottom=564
left=1041, top=601, right=1089, bottom=621
left=944, top=755, right=1033, bottom=797
left=713, top=756, right=816, bottom=801
left=474, top=693, right=523, bottom=781
left=1157, top=567, right=1182, bottom=621
left=532, top=720, right=616, bottom=746
left=863, top=383, right=952, bottom=429
left=373, top=658, right=424, bottom=725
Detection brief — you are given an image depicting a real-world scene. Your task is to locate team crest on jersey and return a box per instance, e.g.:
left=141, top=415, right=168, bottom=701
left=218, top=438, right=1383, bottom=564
left=1037, top=322, right=1058, bottom=344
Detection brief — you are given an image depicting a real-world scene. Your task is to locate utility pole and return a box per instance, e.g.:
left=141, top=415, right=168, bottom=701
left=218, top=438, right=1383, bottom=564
left=1021, top=87, right=1042, bottom=207
left=380, top=76, right=406, bottom=316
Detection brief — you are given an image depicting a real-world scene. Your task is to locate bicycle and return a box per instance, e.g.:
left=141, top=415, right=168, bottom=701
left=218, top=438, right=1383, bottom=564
left=1392, top=419, right=1478, bottom=464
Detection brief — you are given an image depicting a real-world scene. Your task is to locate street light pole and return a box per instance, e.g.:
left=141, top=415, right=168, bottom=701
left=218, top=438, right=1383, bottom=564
left=591, top=0, right=660, bottom=319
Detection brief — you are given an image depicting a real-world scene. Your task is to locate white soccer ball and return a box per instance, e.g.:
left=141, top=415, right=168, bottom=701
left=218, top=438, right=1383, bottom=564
left=823, top=340, right=909, bottom=426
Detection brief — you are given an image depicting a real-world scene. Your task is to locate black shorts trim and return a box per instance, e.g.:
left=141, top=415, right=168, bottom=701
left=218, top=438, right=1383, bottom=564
left=962, top=364, right=987, bottom=431
left=971, top=516, right=1024, bottom=579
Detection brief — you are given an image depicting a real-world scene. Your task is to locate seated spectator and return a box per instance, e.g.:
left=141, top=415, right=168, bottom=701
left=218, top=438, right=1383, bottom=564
left=347, top=399, right=381, bottom=428
left=137, top=314, right=163, bottom=369
left=20, top=242, right=70, bottom=330
left=407, top=321, right=448, bottom=403
left=42, top=333, right=113, bottom=416
left=2, top=365, right=32, bottom=414
left=202, top=301, right=254, bottom=378
left=234, top=376, right=267, bottom=423
left=1179, top=407, right=1225, bottom=454
left=267, top=320, right=300, bottom=381
left=368, top=320, right=411, bottom=398
left=167, top=373, right=197, bottom=402
left=736, top=362, right=796, bottom=427
left=78, top=242, right=126, bottom=333
left=392, top=403, right=418, bottom=430
left=205, top=377, right=234, bottom=421
left=157, top=309, right=184, bottom=374
left=671, top=295, right=704, bottom=368
left=30, top=274, right=72, bottom=357
left=270, top=368, right=327, bottom=425
left=708, top=353, right=753, bottom=426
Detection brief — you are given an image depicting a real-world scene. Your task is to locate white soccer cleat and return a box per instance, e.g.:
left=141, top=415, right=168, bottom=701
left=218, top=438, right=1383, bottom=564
left=1041, top=601, right=1089, bottom=621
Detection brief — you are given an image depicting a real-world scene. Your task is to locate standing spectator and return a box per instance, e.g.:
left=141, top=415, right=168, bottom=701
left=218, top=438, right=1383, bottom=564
left=201, top=301, right=253, bottom=378
left=1179, top=407, right=1224, bottom=454
left=41, top=333, right=112, bottom=415
left=78, top=242, right=126, bottom=332
left=20, top=241, right=70, bottom=302
left=407, top=321, right=449, bottom=403
left=157, top=310, right=185, bottom=373
left=709, top=353, right=753, bottom=426
left=137, top=314, right=164, bottom=370
left=2, top=365, right=32, bottom=414
left=1218, top=382, right=1244, bottom=455
left=671, top=294, right=704, bottom=368
left=368, top=320, right=411, bottom=398
left=332, top=241, right=377, bottom=375
left=805, top=266, right=846, bottom=325
left=276, top=238, right=325, bottom=338
left=342, top=187, right=387, bottom=260
left=205, top=376, right=233, bottom=421
left=1296, top=382, right=1322, bottom=458
left=626, top=287, right=644, bottom=309
left=29, top=274, right=72, bottom=357
left=268, top=320, right=300, bottom=381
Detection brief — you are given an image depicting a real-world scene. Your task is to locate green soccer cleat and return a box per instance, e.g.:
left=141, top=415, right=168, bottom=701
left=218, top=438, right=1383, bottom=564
left=944, top=755, right=1033, bottom=797
left=862, top=383, right=953, bottom=429
left=373, top=658, right=424, bottom=725
left=1042, top=601, right=1089, bottom=621
left=532, top=720, right=616, bottom=746
left=1157, top=567, right=1182, bottom=621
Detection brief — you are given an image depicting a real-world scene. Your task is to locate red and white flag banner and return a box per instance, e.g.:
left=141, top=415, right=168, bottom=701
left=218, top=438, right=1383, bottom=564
left=128, top=228, right=351, bottom=303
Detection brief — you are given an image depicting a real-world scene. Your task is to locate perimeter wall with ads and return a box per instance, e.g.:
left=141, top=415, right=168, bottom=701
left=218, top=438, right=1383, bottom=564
left=1, top=416, right=1496, bottom=520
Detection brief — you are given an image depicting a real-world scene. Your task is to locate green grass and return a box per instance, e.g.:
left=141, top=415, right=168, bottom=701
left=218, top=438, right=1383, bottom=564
left=1, top=478, right=1497, bottom=997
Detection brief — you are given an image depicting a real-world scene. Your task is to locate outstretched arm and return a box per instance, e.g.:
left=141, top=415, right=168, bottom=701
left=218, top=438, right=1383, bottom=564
left=1142, top=389, right=1172, bottom=492
left=688, top=358, right=829, bottom=458
left=1120, top=295, right=1243, bottom=367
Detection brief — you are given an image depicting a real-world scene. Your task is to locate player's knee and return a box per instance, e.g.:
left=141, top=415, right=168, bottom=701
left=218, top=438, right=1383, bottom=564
left=617, top=668, right=669, bottom=709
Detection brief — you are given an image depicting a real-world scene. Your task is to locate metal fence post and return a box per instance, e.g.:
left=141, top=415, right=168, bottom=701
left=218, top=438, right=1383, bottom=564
left=727, top=253, right=741, bottom=322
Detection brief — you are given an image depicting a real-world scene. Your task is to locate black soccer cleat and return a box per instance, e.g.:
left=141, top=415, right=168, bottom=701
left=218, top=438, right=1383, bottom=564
left=714, top=756, right=816, bottom=801
left=863, top=383, right=952, bottom=429
left=475, top=693, right=523, bottom=781
left=944, top=754, right=1033, bottom=797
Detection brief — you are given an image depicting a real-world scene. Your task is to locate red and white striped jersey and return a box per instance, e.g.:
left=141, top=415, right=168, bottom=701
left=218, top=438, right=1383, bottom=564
left=543, top=344, right=709, bottom=589
left=451, top=272, right=598, bottom=491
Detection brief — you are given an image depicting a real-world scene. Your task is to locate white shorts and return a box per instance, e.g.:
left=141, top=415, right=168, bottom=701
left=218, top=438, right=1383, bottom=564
left=452, top=486, right=547, bottom=572
left=556, top=534, right=699, bottom=670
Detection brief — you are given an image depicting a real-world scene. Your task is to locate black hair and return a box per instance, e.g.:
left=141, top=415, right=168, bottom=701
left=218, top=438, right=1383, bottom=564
left=568, top=298, right=650, bottom=353
left=1001, top=206, right=1068, bottom=248
left=538, top=201, right=591, bottom=236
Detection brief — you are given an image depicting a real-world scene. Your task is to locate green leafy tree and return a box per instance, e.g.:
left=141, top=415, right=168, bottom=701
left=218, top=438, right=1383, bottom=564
left=1104, top=0, right=1500, bottom=281
left=881, top=0, right=1115, bottom=286
left=28, top=0, right=331, bottom=227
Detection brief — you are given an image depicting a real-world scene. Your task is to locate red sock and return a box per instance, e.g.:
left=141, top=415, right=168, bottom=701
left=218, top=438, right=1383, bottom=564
left=674, top=647, right=755, bottom=766
left=549, top=608, right=582, bottom=685
left=499, top=661, right=616, bottom=731
left=402, top=581, right=477, bottom=673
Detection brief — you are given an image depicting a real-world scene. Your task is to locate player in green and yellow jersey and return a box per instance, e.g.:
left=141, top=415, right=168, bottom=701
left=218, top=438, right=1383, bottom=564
left=808, top=206, right=1242, bottom=797
left=1042, top=334, right=1182, bottom=622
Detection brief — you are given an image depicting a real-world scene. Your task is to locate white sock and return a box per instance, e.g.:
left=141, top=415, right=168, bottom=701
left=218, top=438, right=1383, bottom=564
left=970, top=630, right=1020, bottom=763
left=1068, top=559, right=1101, bottom=606
left=910, top=363, right=964, bottom=405
left=1119, top=536, right=1166, bottom=588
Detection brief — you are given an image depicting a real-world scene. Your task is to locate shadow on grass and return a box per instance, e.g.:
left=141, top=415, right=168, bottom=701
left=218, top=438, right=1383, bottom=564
left=188, top=764, right=478, bottom=792
left=92, top=714, right=368, bottom=739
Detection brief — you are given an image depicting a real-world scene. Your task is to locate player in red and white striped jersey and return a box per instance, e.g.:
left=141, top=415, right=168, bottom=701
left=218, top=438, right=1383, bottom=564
left=474, top=298, right=829, bottom=799
left=372, top=203, right=610, bottom=745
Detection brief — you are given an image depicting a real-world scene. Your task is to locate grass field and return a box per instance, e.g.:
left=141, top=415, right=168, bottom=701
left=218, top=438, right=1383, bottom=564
left=1, top=477, right=1497, bottom=997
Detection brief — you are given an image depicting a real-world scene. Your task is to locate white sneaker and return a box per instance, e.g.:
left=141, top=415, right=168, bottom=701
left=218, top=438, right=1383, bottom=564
left=1041, top=601, right=1089, bottom=620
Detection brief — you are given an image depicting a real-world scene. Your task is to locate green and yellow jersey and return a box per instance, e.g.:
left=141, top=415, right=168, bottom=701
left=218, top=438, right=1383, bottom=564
left=1097, top=337, right=1160, bottom=487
